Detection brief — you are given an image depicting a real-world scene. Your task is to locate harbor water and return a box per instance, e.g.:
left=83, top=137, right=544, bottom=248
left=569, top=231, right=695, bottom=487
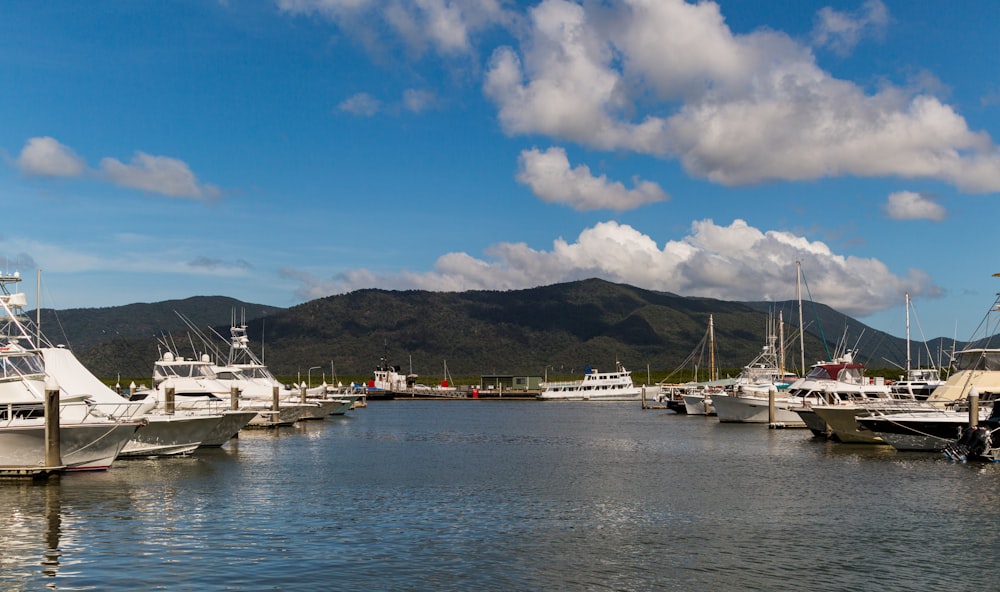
left=3, top=400, right=998, bottom=591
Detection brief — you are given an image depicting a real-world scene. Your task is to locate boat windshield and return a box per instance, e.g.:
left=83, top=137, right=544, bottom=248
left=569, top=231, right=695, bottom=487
left=1, top=352, right=44, bottom=379
left=836, top=367, right=864, bottom=384
left=239, top=367, right=270, bottom=380
left=157, top=363, right=217, bottom=379
left=955, top=350, right=1000, bottom=371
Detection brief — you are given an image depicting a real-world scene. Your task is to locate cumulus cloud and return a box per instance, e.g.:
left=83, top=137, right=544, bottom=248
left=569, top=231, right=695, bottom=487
left=15, top=136, right=86, bottom=177
left=885, top=191, right=946, bottom=221
left=284, top=218, right=941, bottom=318
left=516, top=147, right=667, bottom=211
left=483, top=0, right=1000, bottom=193
left=813, top=0, right=889, bottom=55
left=338, top=92, right=381, bottom=116
left=99, top=152, right=221, bottom=199
left=11, top=137, right=221, bottom=200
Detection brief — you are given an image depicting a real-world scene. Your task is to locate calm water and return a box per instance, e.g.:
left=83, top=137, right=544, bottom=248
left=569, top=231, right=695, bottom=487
left=2, top=401, right=998, bottom=591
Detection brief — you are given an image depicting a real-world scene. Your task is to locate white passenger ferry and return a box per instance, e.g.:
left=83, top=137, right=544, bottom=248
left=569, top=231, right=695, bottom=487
left=537, top=362, right=642, bottom=401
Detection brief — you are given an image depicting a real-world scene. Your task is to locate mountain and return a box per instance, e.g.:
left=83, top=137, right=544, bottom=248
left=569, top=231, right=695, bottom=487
left=36, top=296, right=283, bottom=379
left=42, top=279, right=948, bottom=381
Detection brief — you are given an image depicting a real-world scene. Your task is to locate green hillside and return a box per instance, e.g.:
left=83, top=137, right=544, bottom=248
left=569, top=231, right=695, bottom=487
left=42, top=279, right=943, bottom=382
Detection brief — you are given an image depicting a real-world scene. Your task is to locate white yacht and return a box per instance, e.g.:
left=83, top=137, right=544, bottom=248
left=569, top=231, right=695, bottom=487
left=0, top=273, right=141, bottom=470
left=147, top=351, right=288, bottom=432
left=710, top=317, right=800, bottom=425
left=856, top=348, right=1000, bottom=451
left=210, top=320, right=359, bottom=418
left=41, top=346, right=235, bottom=456
left=537, top=361, right=642, bottom=401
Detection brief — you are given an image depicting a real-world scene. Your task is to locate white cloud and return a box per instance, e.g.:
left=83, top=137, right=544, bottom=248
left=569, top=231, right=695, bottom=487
left=278, top=0, right=513, bottom=57
left=813, top=0, right=889, bottom=56
left=338, top=92, right=381, bottom=116
left=15, top=136, right=87, bottom=177
left=402, top=88, right=438, bottom=113
left=483, top=0, right=1000, bottom=193
left=11, top=137, right=221, bottom=200
left=516, top=147, right=667, bottom=211
left=285, top=218, right=941, bottom=318
left=885, top=191, right=946, bottom=221
left=99, top=152, right=220, bottom=199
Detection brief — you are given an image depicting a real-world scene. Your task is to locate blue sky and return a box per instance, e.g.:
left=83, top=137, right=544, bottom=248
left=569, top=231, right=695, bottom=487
left=2, top=0, right=999, bottom=344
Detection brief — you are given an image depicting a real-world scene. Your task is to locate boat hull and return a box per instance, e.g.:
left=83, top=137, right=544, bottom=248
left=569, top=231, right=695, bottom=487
left=294, top=400, right=341, bottom=420
left=856, top=412, right=971, bottom=451
left=809, top=406, right=884, bottom=444
left=245, top=404, right=305, bottom=427
left=711, top=393, right=805, bottom=426
left=682, top=393, right=716, bottom=415
left=0, top=421, right=141, bottom=471
left=536, top=391, right=643, bottom=401
left=326, top=399, right=354, bottom=416
left=199, top=410, right=257, bottom=447
left=791, top=407, right=831, bottom=438
left=120, top=414, right=224, bottom=457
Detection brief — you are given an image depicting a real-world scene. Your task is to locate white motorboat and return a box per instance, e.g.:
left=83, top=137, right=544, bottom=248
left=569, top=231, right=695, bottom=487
left=150, top=350, right=309, bottom=427
left=712, top=312, right=800, bottom=425
left=0, top=273, right=141, bottom=470
left=537, top=361, right=642, bottom=401
left=854, top=289, right=1000, bottom=451
left=779, top=352, right=893, bottom=435
left=856, top=348, right=1000, bottom=451
left=890, top=368, right=944, bottom=401
left=41, top=346, right=232, bottom=456
left=179, top=314, right=360, bottom=420
left=682, top=390, right=718, bottom=415
left=212, top=320, right=359, bottom=418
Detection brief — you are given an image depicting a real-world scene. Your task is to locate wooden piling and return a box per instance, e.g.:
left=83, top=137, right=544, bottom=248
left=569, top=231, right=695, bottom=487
left=44, top=378, right=62, bottom=469
left=230, top=385, right=240, bottom=411
left=768, top=386, right=776, bottom=427
left=165, top=386, right=175, bottom=415
left=272, top=386, right=280, bottom=412
left=969, top=388, right=979, bottom=427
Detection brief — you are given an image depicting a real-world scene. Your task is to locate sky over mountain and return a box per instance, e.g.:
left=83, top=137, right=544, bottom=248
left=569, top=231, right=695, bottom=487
left=2, top=0, right=999, bottom=342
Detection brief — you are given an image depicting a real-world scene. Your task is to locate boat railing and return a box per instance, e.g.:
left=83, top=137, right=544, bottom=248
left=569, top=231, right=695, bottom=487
left=541, top=380, right=583, bottom=388
left=0, top=400, right=146, bottom=426
left=84, top=401, right=149, bottom=420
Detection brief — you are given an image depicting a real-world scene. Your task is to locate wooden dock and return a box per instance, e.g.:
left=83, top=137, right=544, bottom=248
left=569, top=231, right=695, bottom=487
left=0, top=466, right=64, bottom=479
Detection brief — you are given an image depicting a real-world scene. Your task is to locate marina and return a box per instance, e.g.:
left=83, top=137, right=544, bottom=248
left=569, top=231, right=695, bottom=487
left=3, top=401, right=999, bottom=591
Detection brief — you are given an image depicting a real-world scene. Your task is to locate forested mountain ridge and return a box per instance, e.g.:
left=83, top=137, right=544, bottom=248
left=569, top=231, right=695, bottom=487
left=38, top=280, right=948, bottom=380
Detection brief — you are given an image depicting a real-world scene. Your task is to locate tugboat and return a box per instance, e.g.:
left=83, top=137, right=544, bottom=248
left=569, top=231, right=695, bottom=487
left=363, top=348, right=418, bottom=400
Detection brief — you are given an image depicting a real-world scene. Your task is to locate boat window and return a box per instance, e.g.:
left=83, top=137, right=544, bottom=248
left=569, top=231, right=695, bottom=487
left=956, top=350, right=1000, bottom=371
left=837, top=368, right=864, bottom=383
left=2, top=353, right=44, bottom=378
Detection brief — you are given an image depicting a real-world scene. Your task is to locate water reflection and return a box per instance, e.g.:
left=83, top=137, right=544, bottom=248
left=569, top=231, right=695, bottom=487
left=4, top=403, right=1000, bottom=591
left=0, top=479, right=65, bottom=588
left=42, top=483, right=61, bottom=577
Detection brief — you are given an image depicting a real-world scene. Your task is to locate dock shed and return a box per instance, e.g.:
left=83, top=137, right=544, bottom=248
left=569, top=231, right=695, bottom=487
left=479, top=375, right=542, bottom=392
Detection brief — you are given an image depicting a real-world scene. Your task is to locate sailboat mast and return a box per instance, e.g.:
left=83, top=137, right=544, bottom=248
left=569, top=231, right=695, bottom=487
left=709, top=314, right=716, bottom=381
left=778, top=310, right=785, bottom=379
left=797, top=261, right=805, bottom=375
left=36, top=269, right=41, bottom=348
left=905, top=293, right=912, bottom=375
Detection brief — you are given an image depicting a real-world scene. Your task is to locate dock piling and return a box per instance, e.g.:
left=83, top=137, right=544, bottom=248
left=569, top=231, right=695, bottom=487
left=45, top=378, right=62, bottom=469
